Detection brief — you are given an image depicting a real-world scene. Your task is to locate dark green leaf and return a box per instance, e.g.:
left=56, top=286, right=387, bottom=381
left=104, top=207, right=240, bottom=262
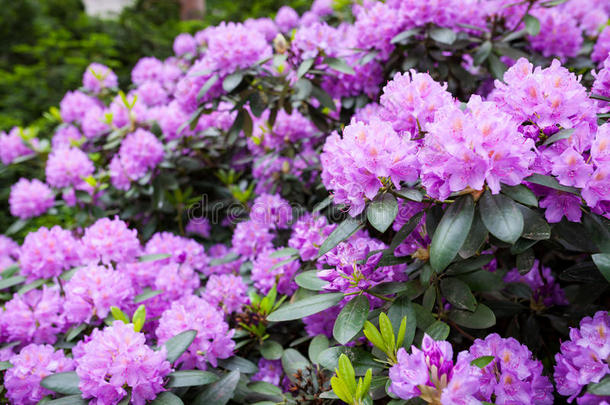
left=138, top=253, right=171, bottom=262
left=325, top=57, right=355, bottom=75
left=391, top=28, right=419, bottom=44
left=311, top=86, right=336, bottom=111
left=164, top=330, right=197, bottom=363
left=318, top=217, right=364, bottom=257
left=447, top=255, right=494, bottom=276
left=390, top=211, right=424, bottom=251
left=473, top=41, right=492, bottom=66
left=394, top=188, right=423, bottom=202
left=260, top=340, right=283, bottom=360
left=388, top=296, right=417, bottom=348
left=44, top=395, right=88, bottom=405
left=592, top=253, right=610, bottom=283
left=333, top=295, right=370, bottom=344
left=295, top=270, right=327, bottom=291
left=429, top=27, right=456, bottom=44
left=440, top=278, right=477, bottom=311
left=297, top=58, right=314, bottom=79
left=218, top=356, right=258, bottom=373
left=194, top=370, right=240, bottom=405
left=479, top=191, right=523, bottom=243
left=222, top=72, right=244, bottom=92
left=134, top=289, right=163, bottom=303
left=40, top=372, right=81, bottom=395
left=317, top=346, right=381, bottom=376
left=470, top=355, right=495, bottom=368
left=267, top=293, right=343, bottom=322
left=524, top=14, right=541, bottom=36
left=0, top=275, right=26, bottom=290
left=309, top=335, right=329, bottom=364
left=149, top=392, right=184, bottom=405
left=448, top=304, right=496, bottom=329
left=458, top=269, right=504, bottom=292
left=458, top=210, right=487, bottom=259
left=65, top=323, right=87, bottom=342
left=588, top=376, right=610, bottom=396
left=367, top=194, right=398, bottom=233
left=525, top=174, right=579, bottom=195
left=197, top=74, right=219, bottom=102
left=166, top=370, right=219, bottom=388
left=313, top=195, right=333, bottom=212
left=488, top=53, right=507, bottom=80
left=429, top=195, right=475, bottom=272
left=518, top=205, right=551, bottom=240
left=425, top=321, right=450, bottom=340
left=501, top=184, right=538, bottom=207
left=281, top=349, right=310, bottom=381
left=18, top=278, right=45, bottom=295
left=543, top=128, right=574, bottom=146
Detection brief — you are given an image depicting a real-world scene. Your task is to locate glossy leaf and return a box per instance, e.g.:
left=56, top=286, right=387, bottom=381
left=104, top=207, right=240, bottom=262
left=440, top=278, right=477, bottom=311
left=164, top=329, right=197, bottom=363
left=429, top=195, right=475, bottom=272
left=333, top=295, right=370, bottom=344
left=448, top=304, right=496, bottom=329
left=41, top=371, right=81, bottom=395
left=194, top=370, right=240, bottom=405
left=367, top=194, right=398, bottom=233
left=166, top=370, right=219, bottom=388
left=317, top=217, right=364, bottom=257
left=479, top=191, right=523, bottom=244
left=267, top=293, right=343, bottom=322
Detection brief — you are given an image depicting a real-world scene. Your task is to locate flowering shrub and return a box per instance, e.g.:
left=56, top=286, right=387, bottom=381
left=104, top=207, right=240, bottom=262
left=0, top=0, right=610, bottom=404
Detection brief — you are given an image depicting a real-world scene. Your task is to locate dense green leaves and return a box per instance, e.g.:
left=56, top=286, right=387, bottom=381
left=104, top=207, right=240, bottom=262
left=333, top=295, right=370, bottom=344
left=149, top=392, right=184, bottom=405
left=194, top=370, right=240, bottom=405
left=260, top=340, right=283, bottom=360
left=164, top=330, right=197, bottom=363
left=367, top=194, right=398, bottom=233
left=318, top=217, right=364, bottom=257
left=40, top=371, right=81, bottom=395
left=267, top=293, right=343, bottom=322
left=295, top=270, right=327, bottom=291
left=479, top=191, right=523, bottom=244
left=166, top=370, right=219, bottom=388
left=592, top=253, right=610, bottom=283
left=448, top=304, right=496, bottom=329
left=429, top=195, right=475, bottom=272
left=440, top=278, right=477, bottom=311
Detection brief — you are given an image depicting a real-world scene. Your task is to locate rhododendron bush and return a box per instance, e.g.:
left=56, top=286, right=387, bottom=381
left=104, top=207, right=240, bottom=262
left=1, top=0, right=610, bottom=404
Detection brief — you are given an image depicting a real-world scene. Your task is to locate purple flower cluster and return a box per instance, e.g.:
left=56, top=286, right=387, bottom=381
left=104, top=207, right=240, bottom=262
left=155, top=295, right=235, bottom=370
left=9, top=178, right=54, bottom=219
left=5, top=344, right=74, bottom=405
left=81, top=217, right=141, bottom=265
left=251, top=248, right=300, bottom=295
left=82, top=63, right=118, bottom=94
left=288, top=213, right=336, bottom=261
left=421, top=95, right=535, bottom=199
left=464, top=333, right=554, bottom=404
left=321, top=119, right=419, bottom=215
left=554, top=311, right=610, bottom=403
left=110, top=128, right=164, bottom=189
left=144, top=231, right=209, bottom=273
left=19, top=226, right=81, bottom=280
left=64, top=264, right=134, bottom=323
left=0, top=127, right=35, bottom=165
left=379, top=70, right=454, bottom=137
left=318, top=231, right=407, bottom=296
left=204, top=274, right=248, bottom=313
left=75, top=321, right=171, bottom=405
left=1, top=286, right=66, bottom=344
left=389, top=334, right=480, bottom=404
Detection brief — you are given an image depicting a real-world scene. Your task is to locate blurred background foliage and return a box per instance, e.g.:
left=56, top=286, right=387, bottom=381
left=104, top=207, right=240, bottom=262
left=0, top=0, right=309, bottom=131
